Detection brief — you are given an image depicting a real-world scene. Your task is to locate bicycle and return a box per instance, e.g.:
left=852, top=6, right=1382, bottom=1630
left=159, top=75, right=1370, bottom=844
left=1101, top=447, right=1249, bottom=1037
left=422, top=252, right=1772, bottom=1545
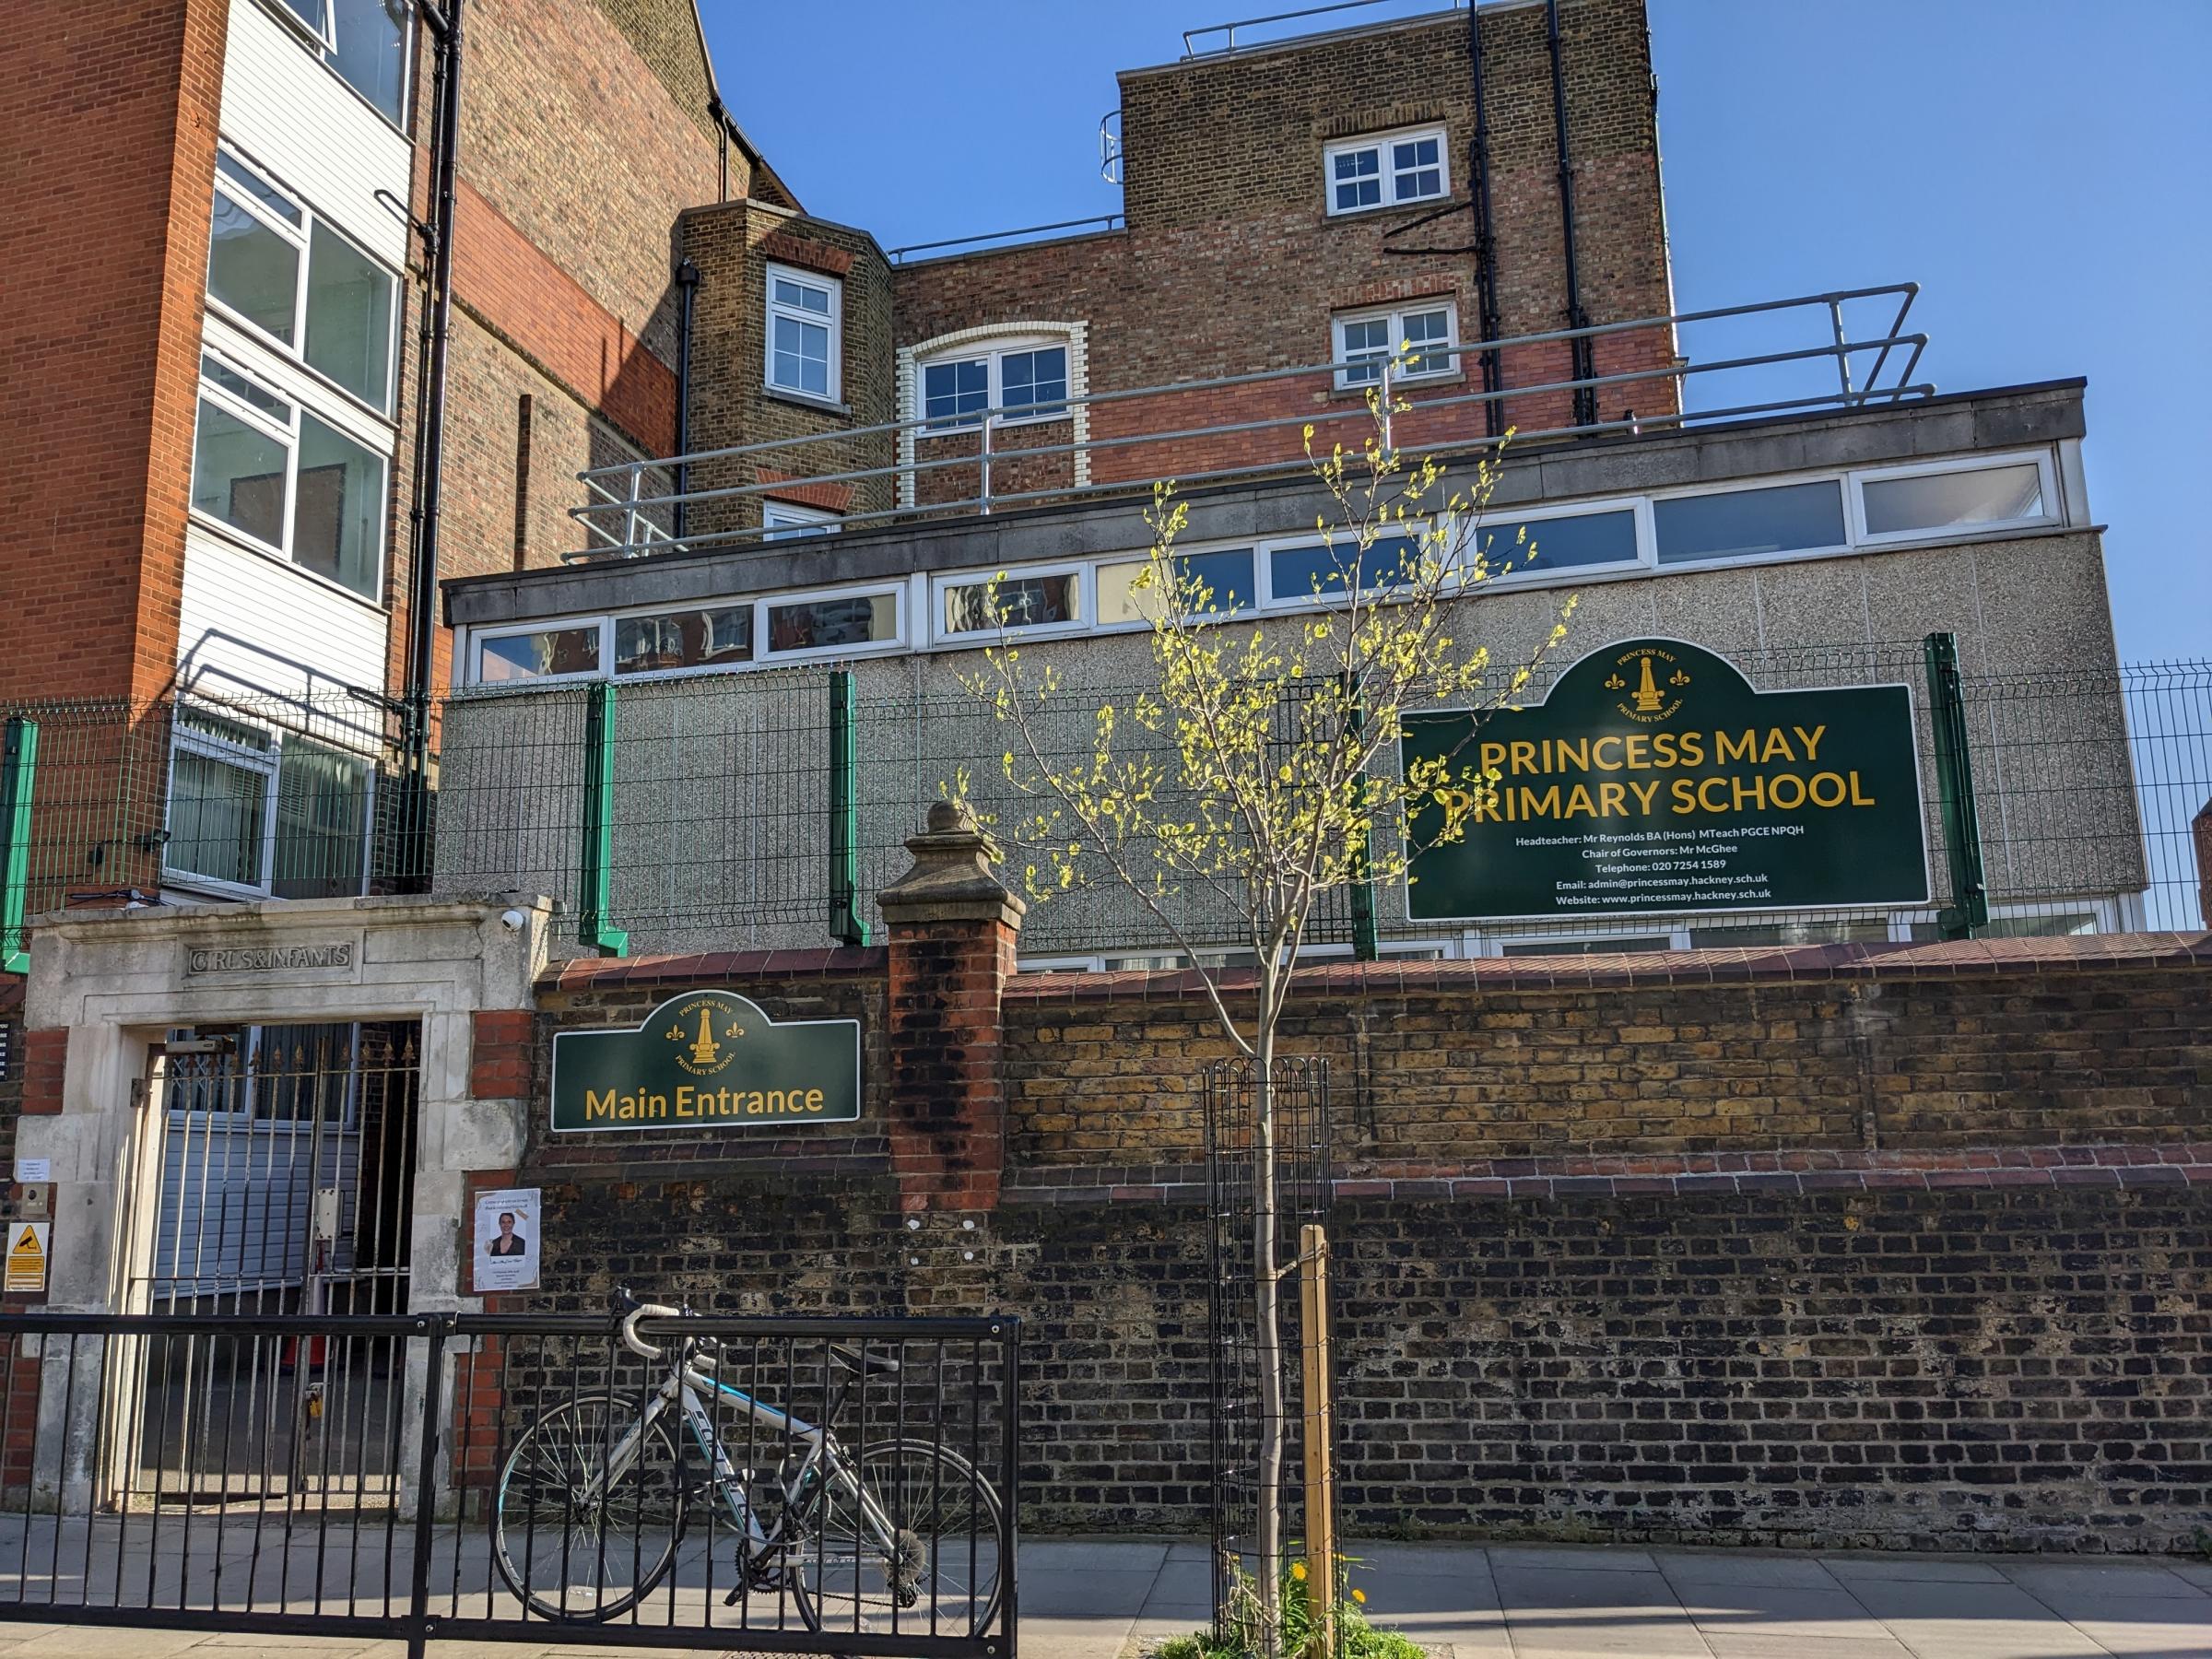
left=490, top=1289, right=1006, bottom=1631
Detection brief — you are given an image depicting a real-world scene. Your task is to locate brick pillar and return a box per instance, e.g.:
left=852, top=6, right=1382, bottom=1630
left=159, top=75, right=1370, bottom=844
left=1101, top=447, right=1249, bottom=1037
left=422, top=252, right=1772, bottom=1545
left=2194, top=797, right=2212, bottom=928
left=876, top=802, right=1026, bottom=1212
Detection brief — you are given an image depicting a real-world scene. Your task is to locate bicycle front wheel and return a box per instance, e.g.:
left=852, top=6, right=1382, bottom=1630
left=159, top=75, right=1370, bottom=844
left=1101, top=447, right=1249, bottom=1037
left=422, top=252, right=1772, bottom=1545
left=792, top=1439, right=1006, bottom=1637
left=492, top=1394, right=683, bottom=1622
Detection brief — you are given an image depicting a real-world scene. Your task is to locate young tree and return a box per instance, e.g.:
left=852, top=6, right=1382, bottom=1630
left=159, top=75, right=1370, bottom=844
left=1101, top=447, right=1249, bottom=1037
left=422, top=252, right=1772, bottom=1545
left=955, top=382, right=1574, bottom=1657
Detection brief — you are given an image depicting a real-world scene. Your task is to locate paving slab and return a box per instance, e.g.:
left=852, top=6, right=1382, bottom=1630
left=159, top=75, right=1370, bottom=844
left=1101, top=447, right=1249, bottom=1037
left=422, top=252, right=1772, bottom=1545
left=1655, top=1551, right=1844, bottom=1589
left=1998, top=1559, right=2210, bottom=1599
left=1489, top=1545, right=1658, bottom=1573
left=1675, top=1583, right=1878, bottom=1641
left=1700, top=1635, right=1909, bottom=1659
left=1843, top=1575, right=2112, bottom=1658
left=1492, top=1565, right=1713, bottom=1656
left=1821, top=1553, right=2010, bottom=1584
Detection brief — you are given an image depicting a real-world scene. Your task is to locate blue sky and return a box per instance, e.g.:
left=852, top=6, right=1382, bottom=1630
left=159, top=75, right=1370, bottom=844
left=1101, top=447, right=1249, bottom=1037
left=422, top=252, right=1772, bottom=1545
left=700, top=0, right=2211, bottom=662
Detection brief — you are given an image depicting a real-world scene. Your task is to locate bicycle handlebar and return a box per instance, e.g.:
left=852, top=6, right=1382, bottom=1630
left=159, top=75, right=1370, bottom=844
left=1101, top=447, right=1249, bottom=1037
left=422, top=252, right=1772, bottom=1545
left=618, top=1301, right=682, bottom=1358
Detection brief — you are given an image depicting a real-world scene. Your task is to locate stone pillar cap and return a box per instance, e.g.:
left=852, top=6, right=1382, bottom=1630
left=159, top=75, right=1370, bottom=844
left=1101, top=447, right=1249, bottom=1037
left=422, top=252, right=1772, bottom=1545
left=877, top=803, right=1028, bottom=930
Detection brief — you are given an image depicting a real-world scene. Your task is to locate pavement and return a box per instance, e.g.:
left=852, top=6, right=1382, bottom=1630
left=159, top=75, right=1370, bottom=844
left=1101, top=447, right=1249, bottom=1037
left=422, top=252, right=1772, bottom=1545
left=0, top=1538, right=2207, bottom=1659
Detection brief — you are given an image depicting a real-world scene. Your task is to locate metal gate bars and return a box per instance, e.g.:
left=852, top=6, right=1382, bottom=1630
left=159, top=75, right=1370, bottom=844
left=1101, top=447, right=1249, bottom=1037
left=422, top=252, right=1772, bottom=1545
left=0, top=1309, right=1020, bottom=1659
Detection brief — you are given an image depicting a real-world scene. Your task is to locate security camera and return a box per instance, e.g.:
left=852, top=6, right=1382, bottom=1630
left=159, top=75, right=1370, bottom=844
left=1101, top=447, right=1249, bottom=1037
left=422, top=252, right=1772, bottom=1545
left=500, top=908, right=526, bottom=932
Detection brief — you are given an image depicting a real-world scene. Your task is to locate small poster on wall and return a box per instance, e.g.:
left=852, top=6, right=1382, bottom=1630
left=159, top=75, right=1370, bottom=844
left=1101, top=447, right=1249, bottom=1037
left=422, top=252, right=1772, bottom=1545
left=472, top=1187, right=541, bottom=1294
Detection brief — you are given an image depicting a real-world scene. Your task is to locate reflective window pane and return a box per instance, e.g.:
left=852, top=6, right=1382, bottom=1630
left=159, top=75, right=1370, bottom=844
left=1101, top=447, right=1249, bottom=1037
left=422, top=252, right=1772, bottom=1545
left=766, top=593, right=897, bottom=653
left=208, top=187, right=300, bottom=342
left=292, top=415, right=384, bottom=597
left=1333, top=147, right=1381, bottom=211
left=771, top=315, right=830, bottom=396
left=271, top=739, right=371, bottom=900
left=192, top=398, right=289, bottom=547
left=217, top=153, right=301, bottom=224
left=168, top=746, right=269, bottom=890
left=1338, top=316, right=1387, bottom=383
left=943, top=574, right=1078, bottom=633
left=201, top=354, right=292, bottom=421
left=772, top=276, right=830, bottom=314
left=1270, top=533, right=1419, bottom=597
left=1001, top=347, right=1066, bottom=419
left=1653, top=480, right=1846, bottom=563
left=1401, top=307, right=1453, bottom=375
left=304, top=222, right=394, bottom=410
left=1861, top=463, right=2043, bottom=537
left=324, top=0, right=409, bottom=124
left=924, top=358, right=989, bottom=429
left=477, top=627, right=600, bottom=682
left=614, top=605, right=753, bottom=674
left=1097, top=549, right=1254, bottom=623
left=1392, top=135, right=1442, bottom=200
left=1480, top=508, right=1639, bottom=573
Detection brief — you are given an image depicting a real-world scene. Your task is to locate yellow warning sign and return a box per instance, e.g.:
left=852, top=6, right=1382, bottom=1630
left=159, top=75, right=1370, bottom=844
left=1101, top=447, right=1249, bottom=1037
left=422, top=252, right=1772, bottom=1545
left=5, top=1223, right=49, bottom=1296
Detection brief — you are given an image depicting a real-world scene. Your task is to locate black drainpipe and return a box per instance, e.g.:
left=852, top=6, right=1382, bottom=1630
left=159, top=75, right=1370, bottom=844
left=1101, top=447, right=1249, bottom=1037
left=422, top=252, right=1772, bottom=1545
left=405, top=0, right=464, bottom=777
left=674, top=257, right=700, bottom=541
left=1544, top=0, right=1597, bottom=428
left=709, top=96, right=729, bottom=202
left=1466, top=4, right=1504, bottom=439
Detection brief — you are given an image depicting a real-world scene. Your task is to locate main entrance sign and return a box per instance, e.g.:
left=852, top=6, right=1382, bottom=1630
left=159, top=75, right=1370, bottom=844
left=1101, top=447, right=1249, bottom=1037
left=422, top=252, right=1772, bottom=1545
left=1402, top=639, right=1930, bottom=922
left=550, top=989, right=861, bottom=1133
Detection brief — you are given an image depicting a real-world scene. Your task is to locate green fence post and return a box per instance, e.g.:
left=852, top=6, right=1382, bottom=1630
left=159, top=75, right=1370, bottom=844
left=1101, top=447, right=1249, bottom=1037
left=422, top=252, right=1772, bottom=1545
left=828, top=670, right=870, bottom=947
left=0, top=717, right=37, bottom=974
left=578, top=681, right=629, bottom=957
left=1341, top=675, right=1380, bottom=962
left=1924, top=632, right=1988, bottom=941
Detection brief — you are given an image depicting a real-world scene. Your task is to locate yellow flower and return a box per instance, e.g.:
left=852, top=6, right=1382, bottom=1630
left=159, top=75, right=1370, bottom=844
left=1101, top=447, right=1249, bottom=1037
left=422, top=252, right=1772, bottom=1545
left=1351, top=1589, right=1367, bottom=1605
left=1290, top=1562, right=1307, bottom=1582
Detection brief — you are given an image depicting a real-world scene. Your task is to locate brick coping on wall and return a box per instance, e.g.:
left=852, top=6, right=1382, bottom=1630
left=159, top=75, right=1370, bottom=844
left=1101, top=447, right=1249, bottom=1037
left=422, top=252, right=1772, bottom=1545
left=542, top=946, right=886, bottom=991
left=1002, top=1141, right=2212, bottom=1206
left=538, top=933, right=2210, bottom=997
left=1007, top=932, right=2212, bottom=1001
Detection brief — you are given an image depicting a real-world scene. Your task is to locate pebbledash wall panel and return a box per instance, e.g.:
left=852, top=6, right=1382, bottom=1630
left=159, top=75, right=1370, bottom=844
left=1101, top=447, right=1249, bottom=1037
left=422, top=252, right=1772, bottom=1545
left=512, top=941, right=2212, bottom=1552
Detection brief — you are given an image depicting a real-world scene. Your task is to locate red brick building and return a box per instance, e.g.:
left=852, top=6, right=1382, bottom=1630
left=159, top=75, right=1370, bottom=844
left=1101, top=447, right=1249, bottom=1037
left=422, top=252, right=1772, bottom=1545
left=0, top=0, right=791, bottom=907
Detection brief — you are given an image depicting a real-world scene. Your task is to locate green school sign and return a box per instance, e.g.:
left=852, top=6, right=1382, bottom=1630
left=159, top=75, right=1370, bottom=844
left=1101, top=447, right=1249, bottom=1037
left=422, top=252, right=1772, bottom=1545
left=549, top=990, right=861, bottom=1134
left=1402, top=639, right=1930, bottom=923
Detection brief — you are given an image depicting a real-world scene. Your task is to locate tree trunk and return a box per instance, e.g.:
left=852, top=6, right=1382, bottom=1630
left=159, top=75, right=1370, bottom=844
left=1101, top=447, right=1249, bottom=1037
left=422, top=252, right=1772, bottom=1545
left=1252, top=995, right=1285, bottom=1658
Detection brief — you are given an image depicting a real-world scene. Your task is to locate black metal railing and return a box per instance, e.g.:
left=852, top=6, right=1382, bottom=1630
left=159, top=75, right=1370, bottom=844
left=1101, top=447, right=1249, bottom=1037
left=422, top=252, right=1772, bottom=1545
left=0, top=1309, right=1019, bottom=1658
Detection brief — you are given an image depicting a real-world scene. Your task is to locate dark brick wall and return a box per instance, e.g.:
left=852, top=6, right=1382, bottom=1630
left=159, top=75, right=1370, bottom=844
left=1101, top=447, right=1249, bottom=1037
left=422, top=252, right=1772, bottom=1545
left=519, top=940, right=2212, bottom=1550
left=1006, top=959, right=2212, bottom=1172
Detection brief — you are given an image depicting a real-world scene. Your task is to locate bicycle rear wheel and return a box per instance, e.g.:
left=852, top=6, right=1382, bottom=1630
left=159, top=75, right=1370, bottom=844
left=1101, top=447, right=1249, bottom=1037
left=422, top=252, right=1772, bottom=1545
left=791, top=1439, right=1006, bottom=1637
left=492, top=1394, right=683, bottom=1621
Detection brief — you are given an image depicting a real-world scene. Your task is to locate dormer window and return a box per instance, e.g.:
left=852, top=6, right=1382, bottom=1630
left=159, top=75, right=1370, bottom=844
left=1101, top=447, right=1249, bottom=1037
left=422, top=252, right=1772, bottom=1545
left=1324, top=125, right=1449, bottom=216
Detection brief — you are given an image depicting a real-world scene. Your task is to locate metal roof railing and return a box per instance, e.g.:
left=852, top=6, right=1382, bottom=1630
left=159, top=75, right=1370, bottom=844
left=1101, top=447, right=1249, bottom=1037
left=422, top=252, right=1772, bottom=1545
left=567, top=283, right=1933, bottom=564
left=1182, top=0, right=1469, bottom=59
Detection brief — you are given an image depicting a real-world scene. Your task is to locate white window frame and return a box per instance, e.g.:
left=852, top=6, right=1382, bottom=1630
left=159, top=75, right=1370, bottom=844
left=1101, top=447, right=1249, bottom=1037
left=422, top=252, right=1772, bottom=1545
left=1846, top=451, right=2060, bottom=548
left=607, top=600, right=758, bottom=682
left=918, top=336, right=1073, bottom=430
left=164, top=715, right=282, bottom=900
left=1256, top=523, right=1442, bottom=609
left=1647, top=473, right=1853, bottom=573
left=1458, top=495, right=1654, bottom=585
left=759, top=582, right=906, bottom=665
left=207, top=143, right=399, bottom=418
left=764, top=263, right=842, bottom=403
left=469, top=619, right=609, bottom=687
left=161, top=711, right=375, bottom=903
left=932, top=563, right=1089, bottom=644
left=1331, top=300, right=1459, bottom=392
left=1324, top=124, right=1451, bottom=217
left=191, top=345, right=393, bottom=602
left=761, top=500, right=842, bottom=541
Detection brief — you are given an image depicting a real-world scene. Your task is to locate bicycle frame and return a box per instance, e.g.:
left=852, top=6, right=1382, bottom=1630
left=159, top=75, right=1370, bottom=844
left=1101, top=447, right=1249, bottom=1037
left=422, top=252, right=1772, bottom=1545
left=597, top=1347, right=902, bottom=1574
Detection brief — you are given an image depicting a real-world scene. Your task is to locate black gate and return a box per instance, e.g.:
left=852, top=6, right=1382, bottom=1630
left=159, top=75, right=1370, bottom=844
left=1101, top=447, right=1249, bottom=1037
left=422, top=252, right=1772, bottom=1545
left=125, top=1024, right=418, bottom=1503
left=1202, top=1054, right=1331, bottom=1641
left=0, top=1308, right=1018, bottom=1658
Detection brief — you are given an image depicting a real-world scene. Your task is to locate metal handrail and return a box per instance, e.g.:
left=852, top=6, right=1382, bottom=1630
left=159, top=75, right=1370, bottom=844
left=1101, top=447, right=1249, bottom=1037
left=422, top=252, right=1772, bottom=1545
left=1183, top=0, right=1468, bottom=58
left=563, top=284, right=1932, bottom=562
left=886, top=214, right=1125, bottom=264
